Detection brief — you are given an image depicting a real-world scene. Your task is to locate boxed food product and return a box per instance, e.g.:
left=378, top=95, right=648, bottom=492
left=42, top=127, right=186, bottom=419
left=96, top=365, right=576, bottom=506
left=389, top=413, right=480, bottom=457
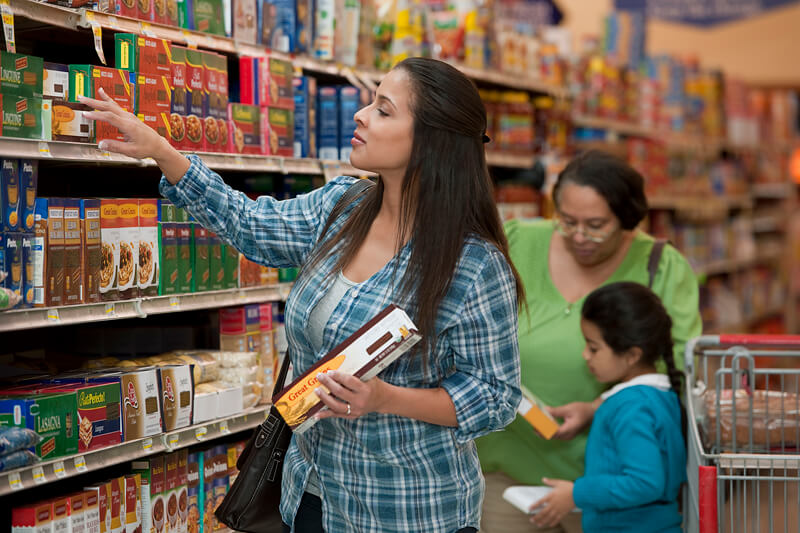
left=52, top=497, right=72, bottom=533
left=135, top=73, right=171, bottom=115
left=293, top=75, right=316, bottom=158
left=63, top=198, right=82, bottom=305
left=258, top=0, right=295, bottom=52
left=1, top=95, right=46, bottom=140
left=184, top=48, right=205, bottom=152
left=274, top=305, right=421, bottom=433
left=202, top=447, right=216, bottom=533
left=119, top=369, right=162, bottom=440
left=177, top=449, right=189, bottom=533
left=158, top=365, right=193, bottom=431
left=4, top=233, right=22, bottom=307
left=227, top=103, right=261, bottom=154
left=0, top=391, right=80, bottom=459
left=84, top=489, right=100, bottom=533
left=253, top=55, right=293, bottom=109
left=176, top=223, right=192, bottom=293
left=338, top=86, right=360, bottom=161
left=333, top=0, right=360, bottom=66
left=259, top=302, right=275, bottom=398
left=166, top=0, right=180, bottom=26
left=174, top=351, right=219, bottom=384
left=222, top=242, right=238, bottom=289
left=215, top=55, right=229, bottom=153
left=100, top=199, right=120, bottom=301
left=137, top=0, right=154, bottom=25
left=43, top=62, right=69, bottom=100
left=138, top=199, right=159, bottom=297
left=47, top=197, right=66, bottom=306
left=52, top=100, right=93, bottom=142
left=164, top=453, right=180, bottom=533
left=11, top=501, right=53, bottom=533
left=169, top=45, right=188, bottom=150
left=0, top=52, right=44, bottom=97
left=201, top=51, right=219, bottom=118
left=233, top=0, right=258, bottom=43
left=124, top=474, right=141, bottom=533
left=33, top=197, right=47, bottom=307
left=131, top=456, right=164, bottom=533
left=83, top=483, right=110, bottom=533
left=517, top=385, right=559, bottom=440
left=81, top=199, right=102, bottom=304
left=177, top=0, right=195, bottom=29
left=316, top=86, right=338, bottom=160
left=69, top=65, right=133, bottom=142
left=117, top=200, right=139, bottom=300
left=158, top=222, right=178, bottom=295
left=186, top=452, right=202, bottom=533
left=207, top=232, right=224, bottom=290
left=295, top=0, right=313, bottom=54
left=108, top=477, right=124, bottom=533
left=191, top=223, right=209, bottom=292
left=220, top=305, right=261, bottom=353
left=194, top=0, right=225, bottom=35
left=19, top=160, right=36, bottom=232
left=313, top=0, right=335, bottom=60
left=261, top=106, right=293, bottom=156
left=2, top=159, right=19, bottom=232
left=21, top=233, right=34, bottom=307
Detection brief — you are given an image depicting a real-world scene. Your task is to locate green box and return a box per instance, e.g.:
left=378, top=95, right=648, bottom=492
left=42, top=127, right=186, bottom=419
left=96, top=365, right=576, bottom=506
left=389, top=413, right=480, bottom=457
left=1, top=94, right=45, bottom=140
left=192, top=224, right=210, bottom=292
left=174, top=207, right=190, bottom=223
left=177, top=224, right=192, bottom=294
left=158, top=222, right=179, bottom=295
left=193, top=0, right=225, bottom=35
left=208, top=232, right=224, bottom=291
left=159, top=199, right=175, bottom=223
left=0, top=52, right=44, bottom=97
left=115, top=34, right=138, bottom=72
left=223, top=242, right=238, bottom=289
left=278, top=267, right=298, bottom=283
left=0, top=392, right=79, bottom=459
left=68, top=64, right=93, bottom=103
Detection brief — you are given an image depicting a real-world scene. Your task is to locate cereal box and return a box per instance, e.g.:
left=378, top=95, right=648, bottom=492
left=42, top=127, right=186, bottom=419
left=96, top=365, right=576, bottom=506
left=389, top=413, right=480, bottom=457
left=184, top=48, right=205, bottom=152
left=47, top=197, right=66, bottom=306
left=262, top=107, right=293, bottom=156
left=125, top=474, right=141, bottom=533
left=292, top=75, right=316, bottom=158
left=258, top=0, right=295, bottom=52
left=2, top=159, right=19, bottom=232
left=81, top=199, right=102, bottom=304
left=257, top=55, right=294, bottom=109
left=169, top=45, right=188, bottom=150
left=43, top=62, right=69, bottom=100
left=69, top=492, right=87, bottom=533
left=33, top=197, right=48, bottom=307
left=11, top=501, right=52, bottom=533
left=234, top=0, right=258, bottom=43
left=118, top=200, right=139, bottom=300
left=84, top=490, right=101, bottom=533
left=228, top=103, right=261, bottom=154
left=20, top=160, right=37, bottom=232
left=63, top=198, right=83, bottom=305
left=338, top=85, right=360, bottom=161
left=0, top=391, right=80, bottom=459
left=21, top=232, right=34, bottom=307
left=138, top=199, right=159, bottom=297
left=191, top=223, right=209, bottom=292
left=316, top=86, right=338, bottom=160
left=0, top=52, right=44, bottom=97
left=100, top=199, right=120, bottom=301
left=109, top=477, right=125, bottom=533
left=1, top=95, right=46, bottom=140
left=274, top=305, right=421, bottom=433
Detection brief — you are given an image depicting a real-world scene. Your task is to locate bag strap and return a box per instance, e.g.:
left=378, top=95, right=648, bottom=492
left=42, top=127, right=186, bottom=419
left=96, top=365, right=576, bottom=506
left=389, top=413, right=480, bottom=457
left=318, top=178, right=374, bottom=242
left=647, top=239, right=667, bottom=288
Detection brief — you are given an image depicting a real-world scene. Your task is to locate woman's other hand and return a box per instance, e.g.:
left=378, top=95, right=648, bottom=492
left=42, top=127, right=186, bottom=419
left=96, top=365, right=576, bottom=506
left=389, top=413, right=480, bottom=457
left=79, top=88, right=190, bottom=184
left=314, top=371, right=388, bottom=420
left=530, top=478, right=574, bottom=527
left=548, top=400, right=598, bottom=440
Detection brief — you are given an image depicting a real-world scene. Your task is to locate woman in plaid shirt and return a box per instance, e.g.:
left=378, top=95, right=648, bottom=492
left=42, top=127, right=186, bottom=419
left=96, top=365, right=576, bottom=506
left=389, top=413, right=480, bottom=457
left=81, top=57, right=523, bottom=532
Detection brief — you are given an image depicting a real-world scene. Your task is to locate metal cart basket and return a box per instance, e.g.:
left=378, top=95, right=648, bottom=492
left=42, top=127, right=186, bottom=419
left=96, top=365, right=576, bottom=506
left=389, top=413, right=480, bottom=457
left=685, top=334, right=800, bottom=533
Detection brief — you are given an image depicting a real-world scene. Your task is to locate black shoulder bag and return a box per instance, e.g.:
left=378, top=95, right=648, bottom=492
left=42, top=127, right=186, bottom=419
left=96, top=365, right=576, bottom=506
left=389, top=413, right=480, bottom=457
left=647, top=239, right=667, bottom=288
left=215, top=178, right=373, bottom=533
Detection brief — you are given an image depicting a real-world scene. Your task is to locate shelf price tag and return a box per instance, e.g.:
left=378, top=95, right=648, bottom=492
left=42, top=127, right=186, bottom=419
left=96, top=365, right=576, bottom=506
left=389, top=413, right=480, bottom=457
left=167, top=434, right=179, bottom=451
left=8, top=471, right=22, bottom=491
left=53, top=461, right=66, bottom=479
left=195, top=427, right=207, bottom=441
left=219, top=420, right=230, bottom=434
left=139, top=22, right=156, bottom=38
left=38, top=142, right=53, bottom=158
left=105, top=303, right=116, bottom=317
left=85, top=12, right=107, bottom=66
left=181, top=30, right=198, bottom=49
left=74, top=455, right=88, bottom=473
left=169, top=296, right=180, bottom=309
left=0, top=0, right=15, bottom=54
left=32, top=466, right=46, bottom=485
left=142, top=438, right=154, bottom=453
left=47, top=309, right=61, bottom=323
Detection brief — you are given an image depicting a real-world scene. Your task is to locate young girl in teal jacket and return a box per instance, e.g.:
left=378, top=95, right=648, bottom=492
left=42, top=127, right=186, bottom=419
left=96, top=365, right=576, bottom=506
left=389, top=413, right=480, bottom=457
left=532, top=281, right=687, bottom=532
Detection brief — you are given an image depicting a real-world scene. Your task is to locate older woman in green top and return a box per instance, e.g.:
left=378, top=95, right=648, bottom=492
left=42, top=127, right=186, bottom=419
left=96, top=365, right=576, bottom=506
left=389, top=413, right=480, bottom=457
left=478, top=150, right=702, bottom=533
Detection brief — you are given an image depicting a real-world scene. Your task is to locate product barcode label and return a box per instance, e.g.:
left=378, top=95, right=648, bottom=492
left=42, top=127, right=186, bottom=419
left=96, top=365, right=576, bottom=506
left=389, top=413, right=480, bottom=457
left=169, top=296, right=180, bottom=308
left=47, top=309, right=61, bottom=323
left=38, top=142, right=52, bottom=157
left=105, top=303, right=116, bottom=316
left=195, top=427, right=207, bottom=440
left=142, top=438, right=153, bottom=452
left=8, top=472, right=22, bottom=490
left=53, top=461, right=66, bottom=479
left=74, top=455, right=88, bottom=473
left=32, top=466, right=45, bottom=484
left=219, top=420, right=230, bottom=434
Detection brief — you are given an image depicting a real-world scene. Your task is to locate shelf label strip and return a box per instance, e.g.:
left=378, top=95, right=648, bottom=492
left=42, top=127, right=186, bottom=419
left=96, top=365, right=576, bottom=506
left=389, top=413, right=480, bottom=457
left=8, top=471, right=22, bottom=491
left=53, top=461, right=66, bottom=479
left=74, top=455, right=88, bottom=473
left=32, top=466, right=46, bottom=485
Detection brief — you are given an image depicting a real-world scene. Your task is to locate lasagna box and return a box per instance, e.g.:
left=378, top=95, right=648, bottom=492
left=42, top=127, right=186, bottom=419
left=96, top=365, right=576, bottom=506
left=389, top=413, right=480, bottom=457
left=274, top=305, right=420, bottom=433
left=0, top=391, right=79, bottom=459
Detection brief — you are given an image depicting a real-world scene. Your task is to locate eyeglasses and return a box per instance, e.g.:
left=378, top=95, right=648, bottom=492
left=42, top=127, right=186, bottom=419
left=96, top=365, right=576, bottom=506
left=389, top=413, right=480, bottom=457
left=554, top=216, right=615, bottom=244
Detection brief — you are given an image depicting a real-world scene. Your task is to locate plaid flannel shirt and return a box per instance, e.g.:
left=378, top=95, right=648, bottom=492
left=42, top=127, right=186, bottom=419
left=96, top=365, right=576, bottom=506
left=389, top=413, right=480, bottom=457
left=160, top=155, right=521, bottom=532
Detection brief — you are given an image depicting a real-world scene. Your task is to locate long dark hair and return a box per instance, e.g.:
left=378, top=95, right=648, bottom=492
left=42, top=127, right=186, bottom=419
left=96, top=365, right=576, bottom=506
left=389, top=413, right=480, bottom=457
left=581, top=281, right=686, bottom=437
left=303, top=57, right=523, bottom=367
left=553, top=150, right=648, bottom=230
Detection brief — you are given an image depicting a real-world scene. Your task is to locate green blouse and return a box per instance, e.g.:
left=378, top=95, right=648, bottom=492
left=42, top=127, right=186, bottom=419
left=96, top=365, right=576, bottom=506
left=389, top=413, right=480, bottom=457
left=477, top=219, right=702, bottom=485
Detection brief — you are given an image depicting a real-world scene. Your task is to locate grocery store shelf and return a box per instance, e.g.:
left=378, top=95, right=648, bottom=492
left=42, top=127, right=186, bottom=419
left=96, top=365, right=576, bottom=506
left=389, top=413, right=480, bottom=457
left=0, top=284, right=293, bottom=332
left=752, top=215, right=785, bottom=233
left=695, top=252, right=782, bottom=278
left=572, top=115, right=725, bottom=152
left=752, top=182, right=793, bottom=199
left=648, top=194, right=753, bottom=211
left=486, top=152, right=536, bottom=169
left=0, top=406, right=268, bottom=497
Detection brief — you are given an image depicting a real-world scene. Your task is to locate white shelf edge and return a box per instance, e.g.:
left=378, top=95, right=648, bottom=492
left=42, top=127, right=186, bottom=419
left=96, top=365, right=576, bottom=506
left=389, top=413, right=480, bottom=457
left=0, top=406, right=268, bottom=497
left=0, top=283, right=292, bottom=332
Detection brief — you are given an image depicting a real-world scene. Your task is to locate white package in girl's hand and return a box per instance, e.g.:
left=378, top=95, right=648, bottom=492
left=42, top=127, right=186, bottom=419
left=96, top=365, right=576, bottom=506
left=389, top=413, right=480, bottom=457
left=502, top=486, right=580, bottom=515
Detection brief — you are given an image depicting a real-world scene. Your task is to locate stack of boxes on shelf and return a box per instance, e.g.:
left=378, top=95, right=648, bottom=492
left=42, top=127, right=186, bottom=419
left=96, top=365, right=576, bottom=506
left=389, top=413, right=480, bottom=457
left=0, top=52, right=48, bottom=142
left=1, top=160, right=37, bottom=309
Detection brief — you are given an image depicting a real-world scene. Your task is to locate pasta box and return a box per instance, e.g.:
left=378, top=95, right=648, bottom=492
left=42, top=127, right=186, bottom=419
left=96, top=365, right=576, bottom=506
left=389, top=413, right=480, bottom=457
left=258, top=55, right=294, bottom=109
left=157, top=365, right=193, bottom=431
left=81, top=199, right=102, bottom=304
left=169, top=45, right=187, bottom=150
left=43, top=62, right=69, bottom=100
left=138, top=199, right=159, bottom=297
left=0, top=52, right=44, bottom=97
left=0, top=390, right=79, bottom=459
left=261, top=107, right=293, bottom=156
left=1, top=94, right=46, bottom=140
left=63, top=198, right=82, bottom=305
left=227, top=103, right=261, bottom=154
left=2, top=158, right=19, bottom=232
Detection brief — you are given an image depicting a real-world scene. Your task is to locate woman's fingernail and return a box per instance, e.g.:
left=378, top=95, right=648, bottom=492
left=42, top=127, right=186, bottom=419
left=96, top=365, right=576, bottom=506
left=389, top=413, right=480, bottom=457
left=315, top=387, right=322, bottom=395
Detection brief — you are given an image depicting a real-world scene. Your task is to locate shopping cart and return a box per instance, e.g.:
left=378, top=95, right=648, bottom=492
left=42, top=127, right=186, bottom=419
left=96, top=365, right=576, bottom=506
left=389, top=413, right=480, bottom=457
left=685, top=334, right=800, bottom=533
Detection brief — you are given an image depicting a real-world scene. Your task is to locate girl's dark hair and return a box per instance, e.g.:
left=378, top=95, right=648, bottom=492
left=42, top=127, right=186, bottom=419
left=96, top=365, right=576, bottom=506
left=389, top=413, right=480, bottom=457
left=582, top=281, right=686, bottom=437
left=553, top=150, right=648, bottom=230
left=302, top=57, right=524, bottom=370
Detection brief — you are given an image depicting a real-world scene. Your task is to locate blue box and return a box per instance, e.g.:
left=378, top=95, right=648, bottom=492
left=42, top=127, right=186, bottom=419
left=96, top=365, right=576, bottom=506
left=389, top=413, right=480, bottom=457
left=21, top=232, right=33, bottom=307
left=258, top=0, right=296, bottom=53
left=2, top=159, right=19, bottom=232
left=316, top=86, right=338, bottom=160
left=338, top=86, right=360, bottom=162
left=293, top=76, right=316, bottom=158
left=4, top=232, right=22, bottom=308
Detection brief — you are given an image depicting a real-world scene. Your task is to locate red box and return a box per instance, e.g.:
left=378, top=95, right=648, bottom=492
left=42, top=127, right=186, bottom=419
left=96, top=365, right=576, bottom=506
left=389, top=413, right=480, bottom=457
left=137, top=0, right=154, bottom=23
left=169, top=45, right=187, bottom=150
left=261, top=107, right=293, bottom=156
left=185, top=48, right=205, bottom=152
left=258, top=55, right=294, bottom=110
left=137, top=73, right=171, bottom=114
left=228, top=103, right=261, bottom=154
left=114, top=0, right=136, bottom=20
left=91, top=67, right=132, bottom=142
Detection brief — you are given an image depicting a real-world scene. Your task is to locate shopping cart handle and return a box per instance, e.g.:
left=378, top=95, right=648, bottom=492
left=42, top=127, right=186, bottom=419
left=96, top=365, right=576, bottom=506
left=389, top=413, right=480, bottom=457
left=718, top=334, right=800, bottom=346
